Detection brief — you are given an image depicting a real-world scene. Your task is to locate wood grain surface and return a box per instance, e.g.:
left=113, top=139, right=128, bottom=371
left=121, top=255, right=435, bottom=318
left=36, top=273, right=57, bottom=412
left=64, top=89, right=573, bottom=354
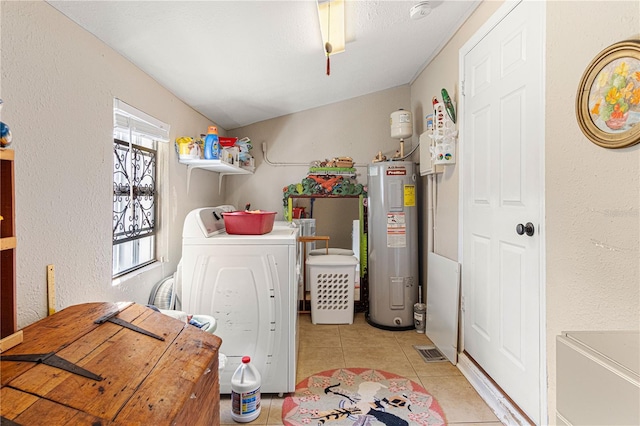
left=1, top=302, right=222, bottom=425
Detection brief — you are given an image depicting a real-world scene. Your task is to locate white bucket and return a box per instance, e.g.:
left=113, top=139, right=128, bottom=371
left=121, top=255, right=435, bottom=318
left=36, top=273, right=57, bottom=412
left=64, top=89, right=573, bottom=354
left=230, top=356, right=261, bottom=423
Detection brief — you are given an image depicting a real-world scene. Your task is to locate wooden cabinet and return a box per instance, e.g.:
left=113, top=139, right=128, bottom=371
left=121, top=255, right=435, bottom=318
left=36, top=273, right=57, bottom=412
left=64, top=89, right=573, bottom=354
left=1, top=302, right=222, bottom=425
left=0, top=148, right=16, bottom=338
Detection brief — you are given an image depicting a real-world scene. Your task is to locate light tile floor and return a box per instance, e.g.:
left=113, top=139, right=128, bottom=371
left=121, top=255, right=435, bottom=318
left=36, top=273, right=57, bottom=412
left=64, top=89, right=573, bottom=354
left=219, top=312, right=502, bottom=425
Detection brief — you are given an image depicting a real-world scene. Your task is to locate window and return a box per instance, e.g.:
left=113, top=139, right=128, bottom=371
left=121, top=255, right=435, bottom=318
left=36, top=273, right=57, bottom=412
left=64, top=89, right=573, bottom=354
left=112, top=99, right=170, bottom=278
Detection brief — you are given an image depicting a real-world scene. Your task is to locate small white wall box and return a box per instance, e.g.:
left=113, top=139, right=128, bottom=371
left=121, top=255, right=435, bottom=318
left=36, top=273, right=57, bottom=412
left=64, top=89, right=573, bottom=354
left=307, top=255, right=358, bottom=324
left=430, top=102, right=457, bottom=165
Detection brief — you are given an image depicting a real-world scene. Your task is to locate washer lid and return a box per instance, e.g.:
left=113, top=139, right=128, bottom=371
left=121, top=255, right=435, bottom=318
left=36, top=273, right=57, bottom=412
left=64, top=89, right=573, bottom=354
left=197, top=207, right=228, bottom=237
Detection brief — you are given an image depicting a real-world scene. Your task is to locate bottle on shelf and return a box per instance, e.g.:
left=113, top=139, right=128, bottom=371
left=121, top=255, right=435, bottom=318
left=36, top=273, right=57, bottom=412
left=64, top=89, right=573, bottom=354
left=204, top=126, right=220, bottom=160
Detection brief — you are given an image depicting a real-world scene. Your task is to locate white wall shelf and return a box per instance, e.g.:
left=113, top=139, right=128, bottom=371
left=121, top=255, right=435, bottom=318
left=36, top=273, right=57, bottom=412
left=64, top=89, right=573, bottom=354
left=178, top=158, right=253, bottom=174
left=179, top=158, right=254, bottom=193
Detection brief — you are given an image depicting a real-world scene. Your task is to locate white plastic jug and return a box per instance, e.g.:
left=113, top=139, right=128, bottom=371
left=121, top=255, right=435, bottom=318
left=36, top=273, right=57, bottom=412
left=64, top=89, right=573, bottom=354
left=230, top=356, right=261, bottom=423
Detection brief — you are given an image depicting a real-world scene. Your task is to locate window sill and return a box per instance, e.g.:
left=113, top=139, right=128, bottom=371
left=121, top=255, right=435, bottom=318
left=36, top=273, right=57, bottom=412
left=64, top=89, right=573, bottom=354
left=112, top=261, right=163, bottom=287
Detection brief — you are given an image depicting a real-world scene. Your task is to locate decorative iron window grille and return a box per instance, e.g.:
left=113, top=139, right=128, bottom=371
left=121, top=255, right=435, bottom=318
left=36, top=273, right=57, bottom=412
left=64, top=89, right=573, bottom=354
left=113, top=138, right=156, bottom=276
left=112, top=99, right=168, bottom=279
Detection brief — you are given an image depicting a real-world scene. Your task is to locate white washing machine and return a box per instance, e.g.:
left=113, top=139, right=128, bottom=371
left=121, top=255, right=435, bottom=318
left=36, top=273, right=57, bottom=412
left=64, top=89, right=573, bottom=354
left=180, top=207, right=300, bottom=394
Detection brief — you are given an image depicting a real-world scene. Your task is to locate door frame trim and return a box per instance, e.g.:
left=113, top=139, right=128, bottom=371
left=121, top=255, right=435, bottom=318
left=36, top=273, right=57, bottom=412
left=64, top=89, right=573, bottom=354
left=458, top=352, right=533, bottom=426
left=456, top=0, right=547, bottom=423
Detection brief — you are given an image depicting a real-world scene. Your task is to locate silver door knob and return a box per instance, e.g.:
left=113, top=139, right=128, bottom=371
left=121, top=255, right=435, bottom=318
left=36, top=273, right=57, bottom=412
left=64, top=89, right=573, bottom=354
left=516, top=222, right=535, bottom=236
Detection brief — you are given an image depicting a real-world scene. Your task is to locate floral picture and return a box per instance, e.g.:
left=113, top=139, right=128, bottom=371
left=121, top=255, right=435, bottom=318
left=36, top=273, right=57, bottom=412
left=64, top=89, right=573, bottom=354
left=588, top=58, right=640, bottom=132
left=576, top=40, right=640, bottom=148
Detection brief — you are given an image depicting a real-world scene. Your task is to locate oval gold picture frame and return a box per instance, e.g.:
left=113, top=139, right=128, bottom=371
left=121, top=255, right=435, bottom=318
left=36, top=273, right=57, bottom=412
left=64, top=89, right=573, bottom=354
left=576, top=40, right=640, bottom=149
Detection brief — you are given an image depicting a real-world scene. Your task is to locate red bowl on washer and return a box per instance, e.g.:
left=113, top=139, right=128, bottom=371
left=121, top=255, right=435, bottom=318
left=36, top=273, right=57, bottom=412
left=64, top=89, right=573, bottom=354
left=223, top=211, right=276, bottom=235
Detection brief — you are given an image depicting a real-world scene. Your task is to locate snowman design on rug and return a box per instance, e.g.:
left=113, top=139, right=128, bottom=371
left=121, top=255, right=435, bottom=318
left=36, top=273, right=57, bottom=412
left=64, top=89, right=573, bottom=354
left=282, top=369, right=445, bottom=426
left=314, top=381, right=410, bottom=425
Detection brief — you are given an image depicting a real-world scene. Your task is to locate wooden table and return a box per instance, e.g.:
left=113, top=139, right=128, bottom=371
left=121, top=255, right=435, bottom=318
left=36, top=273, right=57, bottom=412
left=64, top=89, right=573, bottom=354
left=1, top=302, right=222, bottom=425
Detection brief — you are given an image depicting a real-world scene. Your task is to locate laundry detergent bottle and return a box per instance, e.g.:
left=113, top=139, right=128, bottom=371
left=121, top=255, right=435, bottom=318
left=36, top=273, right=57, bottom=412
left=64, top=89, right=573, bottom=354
left=204, top=125, right=220, bottom=160
left=231, top=356, right=261, bottom=423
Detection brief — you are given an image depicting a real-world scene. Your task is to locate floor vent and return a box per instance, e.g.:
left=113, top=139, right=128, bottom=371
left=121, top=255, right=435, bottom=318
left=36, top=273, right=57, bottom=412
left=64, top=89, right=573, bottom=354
left=414, top=345, right=447, bottom=363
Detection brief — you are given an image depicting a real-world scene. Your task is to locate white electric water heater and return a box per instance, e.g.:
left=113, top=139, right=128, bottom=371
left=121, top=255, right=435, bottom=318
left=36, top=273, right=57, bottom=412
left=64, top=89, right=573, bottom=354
left=367, top=161, right=419, bottom=329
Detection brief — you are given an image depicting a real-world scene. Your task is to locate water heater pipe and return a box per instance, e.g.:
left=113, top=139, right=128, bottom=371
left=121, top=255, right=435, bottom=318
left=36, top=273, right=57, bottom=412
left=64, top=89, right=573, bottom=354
left=396, top=140, right=420, bottom=160
left=262, top=143, right=308, bottom=166
left=262, top=142, right=368, bottom=168
left=427, top=174, right=435, bottom=254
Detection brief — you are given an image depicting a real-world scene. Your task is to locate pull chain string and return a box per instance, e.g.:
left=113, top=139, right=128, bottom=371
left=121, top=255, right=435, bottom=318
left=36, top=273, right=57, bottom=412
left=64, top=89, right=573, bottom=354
left=326, top=1, right=331, bottom=76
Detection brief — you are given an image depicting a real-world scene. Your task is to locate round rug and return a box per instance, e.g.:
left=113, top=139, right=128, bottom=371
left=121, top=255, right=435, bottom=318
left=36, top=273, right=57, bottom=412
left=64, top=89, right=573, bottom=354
left=282, top=368, right=446, bottom=425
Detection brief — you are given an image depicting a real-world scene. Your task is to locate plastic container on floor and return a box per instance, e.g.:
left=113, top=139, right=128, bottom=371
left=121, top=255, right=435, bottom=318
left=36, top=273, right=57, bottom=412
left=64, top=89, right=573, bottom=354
left=413, top=302, right=426, bottom=333
left=307, top=254, right=358, bottom=325
left=231, top=356, right=261, bottom=423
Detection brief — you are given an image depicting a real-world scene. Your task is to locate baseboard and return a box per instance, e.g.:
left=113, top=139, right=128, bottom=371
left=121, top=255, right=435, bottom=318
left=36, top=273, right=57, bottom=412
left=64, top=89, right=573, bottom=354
left=457, top=352, right=533, bottom=425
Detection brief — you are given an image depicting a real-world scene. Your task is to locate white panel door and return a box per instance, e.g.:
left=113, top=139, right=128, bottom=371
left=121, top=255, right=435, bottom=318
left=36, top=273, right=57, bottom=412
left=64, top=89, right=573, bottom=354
left=462, top=1, right=544, bottom=423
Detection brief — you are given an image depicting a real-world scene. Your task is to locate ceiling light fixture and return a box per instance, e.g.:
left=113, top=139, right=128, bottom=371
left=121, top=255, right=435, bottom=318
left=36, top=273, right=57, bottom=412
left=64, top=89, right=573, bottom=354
left=410, top=1, right=432, bottom=20
left=317, top=0, right=345, bottom=76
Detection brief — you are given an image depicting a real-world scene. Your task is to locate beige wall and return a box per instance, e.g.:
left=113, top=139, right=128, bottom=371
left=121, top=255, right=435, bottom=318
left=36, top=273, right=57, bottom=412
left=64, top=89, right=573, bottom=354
left=411, top=0, right=640, bottom=423
left=410, top=0, right=503, bottom=263
left=545, top=0, right=640, bottom=421
left=2, top=1, right=223, bottom=328
left=4, top=0, right=639, bottom=422
left=3, top=0, right=411, bottom=329
left=226, top=85, right=412, bottom=232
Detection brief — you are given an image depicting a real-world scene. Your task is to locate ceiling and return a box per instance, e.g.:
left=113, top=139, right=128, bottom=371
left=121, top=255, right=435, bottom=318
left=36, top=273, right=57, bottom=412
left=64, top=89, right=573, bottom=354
left=47, top=0, right=479, bottom=130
